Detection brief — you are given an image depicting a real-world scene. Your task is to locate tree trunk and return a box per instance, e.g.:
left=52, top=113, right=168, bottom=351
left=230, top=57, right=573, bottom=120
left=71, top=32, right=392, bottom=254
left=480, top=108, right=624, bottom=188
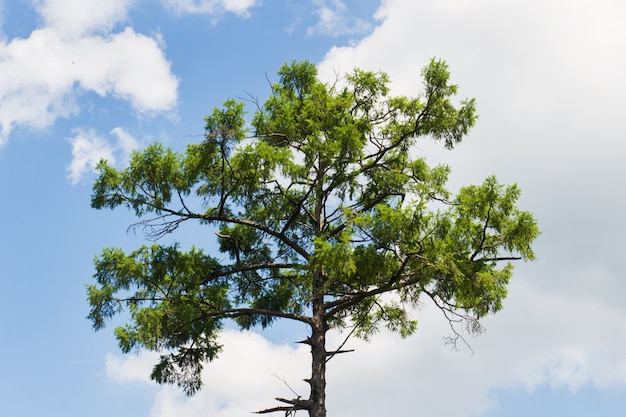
left=308, top=316, right=327, bottom=417
left=307, top=266, right=327, bottom=417
left=309, top=154, right=327, bottom=417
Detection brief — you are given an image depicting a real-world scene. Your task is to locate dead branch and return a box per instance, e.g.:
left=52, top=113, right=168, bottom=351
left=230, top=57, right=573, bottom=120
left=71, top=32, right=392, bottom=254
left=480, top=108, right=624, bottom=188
left=256, top=397, right=310, bottom=416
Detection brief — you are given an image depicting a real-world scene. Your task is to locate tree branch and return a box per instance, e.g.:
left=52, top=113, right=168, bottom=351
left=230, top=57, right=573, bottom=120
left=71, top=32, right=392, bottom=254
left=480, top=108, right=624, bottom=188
left=470, top=204, right=492, bottom=261
left=280, top=178, right=317, bottom=235
left=422, top=289, right=484, bottom=353
left=199, top=212, right=311, bottom=260
left=205, top=307, right=312, bottom=325
left=127, top=201, right=311, bottom=261
left=256, top=397, right=310, bottom=415
left=476, top=256, right=522, bottom=262
left=325, top=323, right=359, bottom=363
left=202, top=262, right=303, bottom=285
left=327, top=189, right=405, bottom=239
left=324, top=255, right=416, bottom=316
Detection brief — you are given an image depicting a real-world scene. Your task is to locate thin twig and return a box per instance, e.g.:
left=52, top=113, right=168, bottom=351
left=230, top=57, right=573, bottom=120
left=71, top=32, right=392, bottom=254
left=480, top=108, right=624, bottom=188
left=272, top=373, right=301, bottom=399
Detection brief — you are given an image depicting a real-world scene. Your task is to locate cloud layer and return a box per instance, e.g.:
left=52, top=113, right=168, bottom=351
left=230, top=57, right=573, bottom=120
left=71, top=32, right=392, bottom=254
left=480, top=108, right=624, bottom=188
left=105, top=279, right=626, bottom=417
left=103, top=1, right=626, bottom=416
left=315, top=0, right=626, bottom=414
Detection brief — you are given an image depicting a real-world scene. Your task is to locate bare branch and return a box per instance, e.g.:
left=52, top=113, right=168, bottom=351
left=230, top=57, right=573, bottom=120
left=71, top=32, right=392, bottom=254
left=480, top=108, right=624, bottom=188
left=256, top=397, right=310, bottom=415
left=272, top=374, right=301, bottom=399
left=476, top=256, right=522, bottom=262
left=422, top=289, right=484, bottom=354
left=325, top=324, right=358, bottom=364
left=325, top=298, right=379, bottom=363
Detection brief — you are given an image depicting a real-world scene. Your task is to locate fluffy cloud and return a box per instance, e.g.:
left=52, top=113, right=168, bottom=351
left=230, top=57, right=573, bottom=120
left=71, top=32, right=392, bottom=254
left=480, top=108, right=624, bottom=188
left=105, top=330, right=311, bottom=416
left=0, top=0, right=178, bottom=146
left=36, top=0, right=135, bottom=35
left=0, top=0, right=270, bottom=147
left=70, top=28, right=178, bottom=112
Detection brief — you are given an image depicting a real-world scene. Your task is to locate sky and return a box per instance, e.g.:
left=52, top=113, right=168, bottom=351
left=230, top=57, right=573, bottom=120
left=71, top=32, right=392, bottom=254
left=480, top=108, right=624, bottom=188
left=0, top=0, right=625, bottom=416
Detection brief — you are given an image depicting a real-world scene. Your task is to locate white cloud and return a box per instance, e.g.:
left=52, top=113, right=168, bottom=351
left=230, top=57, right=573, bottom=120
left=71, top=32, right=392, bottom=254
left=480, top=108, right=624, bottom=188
left=71, top=27, right=179, bottom=112
left=36, top=0, right=136, bottom=36
left=161, top=0, right=257, bottom=17
left=0, top=0, right=178, bottom=146
left=106, top=330, right=310, bottom=416
left=66, top=126, right=141, bottom=184
left=307, top=0, right=373, bottom=37
left=106, top=351, right=161, bottom=384
left=66, top=128, right=115, bottom=184
left=103, top=283, right=626, bottom=417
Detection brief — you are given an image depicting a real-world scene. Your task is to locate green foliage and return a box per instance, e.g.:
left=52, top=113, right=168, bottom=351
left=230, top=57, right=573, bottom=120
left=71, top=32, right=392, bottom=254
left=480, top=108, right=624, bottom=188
left=87, top=244, right=225, bottom=395
left=87, top=58, right=539, bottom=398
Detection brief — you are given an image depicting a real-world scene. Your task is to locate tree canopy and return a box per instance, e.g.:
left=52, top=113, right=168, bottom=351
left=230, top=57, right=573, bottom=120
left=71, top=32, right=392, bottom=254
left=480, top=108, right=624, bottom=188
left=87, top=59, right=539, bottom=417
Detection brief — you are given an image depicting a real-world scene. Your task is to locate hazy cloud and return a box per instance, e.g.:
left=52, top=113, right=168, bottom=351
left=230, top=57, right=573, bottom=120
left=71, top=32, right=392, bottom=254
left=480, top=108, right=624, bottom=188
left=161, top=0, right=258, bottom=17
left=306, top=0, right=373, bottom=36
left=66, top=126, right=141, bottom=184
left=66, top=128, right=115, bottom=184
left=110, top=126, right=140, bottom=158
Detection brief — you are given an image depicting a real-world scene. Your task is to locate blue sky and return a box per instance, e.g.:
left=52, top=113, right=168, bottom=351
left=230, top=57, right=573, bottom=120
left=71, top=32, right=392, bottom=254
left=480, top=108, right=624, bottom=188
left=1, top=1, right=625, bottom=416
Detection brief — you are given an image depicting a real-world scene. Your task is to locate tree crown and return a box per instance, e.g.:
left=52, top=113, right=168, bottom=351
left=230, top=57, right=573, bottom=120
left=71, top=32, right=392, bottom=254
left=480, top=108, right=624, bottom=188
left=87, top=58, right=539, bottom=399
